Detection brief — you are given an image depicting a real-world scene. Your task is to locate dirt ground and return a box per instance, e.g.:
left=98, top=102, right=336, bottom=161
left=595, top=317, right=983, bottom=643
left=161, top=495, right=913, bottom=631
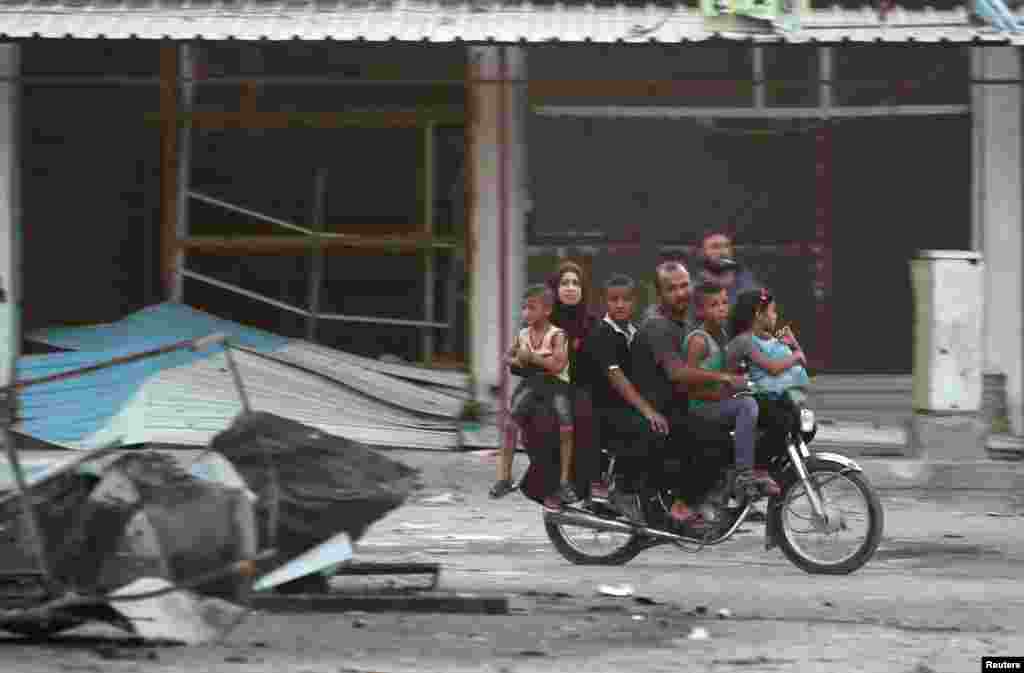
left=3, top=448, right=1024, bottom=673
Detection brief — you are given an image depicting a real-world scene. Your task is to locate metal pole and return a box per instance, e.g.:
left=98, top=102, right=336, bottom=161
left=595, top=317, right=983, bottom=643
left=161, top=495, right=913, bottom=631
left=306, top=168, right=328, bottom=341
left=0, top=43, right=57, bottom=593
left=422, top=122, right=436, bottom=364
left=819, top=46, right=834, bottom=116
left=752, top=46, right=766, bottom=110
left=221, top=344, right=252, bottom=414
left=173, top=43, right=195, bottom=303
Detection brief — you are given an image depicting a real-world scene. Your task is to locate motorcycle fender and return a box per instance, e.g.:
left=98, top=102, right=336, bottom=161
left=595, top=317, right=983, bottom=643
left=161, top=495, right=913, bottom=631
left=765, top=453, right=862, bottom=550
left=811, top=452, right=863, bottom=473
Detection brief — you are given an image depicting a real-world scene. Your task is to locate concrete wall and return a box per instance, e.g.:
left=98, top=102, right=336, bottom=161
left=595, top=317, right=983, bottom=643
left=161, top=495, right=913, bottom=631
left=972, top=46, right=1024, bottom=435
left=467, top=46, right=528, bottom=402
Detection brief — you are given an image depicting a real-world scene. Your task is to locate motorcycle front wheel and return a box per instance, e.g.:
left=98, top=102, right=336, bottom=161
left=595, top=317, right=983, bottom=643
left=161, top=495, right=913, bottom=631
left=770, top=462, right=884, bottom=575
left=544, top=514, right=644, bottom=566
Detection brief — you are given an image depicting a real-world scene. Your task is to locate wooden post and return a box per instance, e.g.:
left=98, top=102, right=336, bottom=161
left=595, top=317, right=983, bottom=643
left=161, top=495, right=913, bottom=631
left=464, top=52, right=478, bottom=392
left=174, top=44, right=194, bottom=303
left=159, top=44, right=179, bottom=300
left=422, top=122, right=436, bottom=365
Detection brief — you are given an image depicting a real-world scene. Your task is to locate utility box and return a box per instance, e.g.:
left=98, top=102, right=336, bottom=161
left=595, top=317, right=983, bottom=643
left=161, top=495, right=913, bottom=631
left=910, top=250, right=984, bottom=413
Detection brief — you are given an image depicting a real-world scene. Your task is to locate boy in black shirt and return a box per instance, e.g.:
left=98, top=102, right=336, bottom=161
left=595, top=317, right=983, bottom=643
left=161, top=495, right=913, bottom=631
left=584, top=274, right=669, bottom=503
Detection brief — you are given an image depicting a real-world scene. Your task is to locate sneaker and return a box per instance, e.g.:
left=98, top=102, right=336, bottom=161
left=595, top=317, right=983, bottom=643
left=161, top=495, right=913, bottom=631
left=753, top=468, right=782, bottom=496
left=557, top=481, right=580, bottom=505
left=542, top=495, right=563, bottom=513
left=735, top=468, right=782, bottom=498
left=669, top=501, right=704, bottom=526
left=589, top=480, right=610, bottom=502
left=489, top=479, right=518, bottom=499
left=698, top=501, right=720, bottom=524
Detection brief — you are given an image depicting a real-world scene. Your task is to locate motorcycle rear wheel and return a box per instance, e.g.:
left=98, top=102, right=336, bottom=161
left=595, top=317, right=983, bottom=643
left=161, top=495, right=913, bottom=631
left=544, top=515, right=644, bottom=566
left=770, top=462, right=883, bottom=575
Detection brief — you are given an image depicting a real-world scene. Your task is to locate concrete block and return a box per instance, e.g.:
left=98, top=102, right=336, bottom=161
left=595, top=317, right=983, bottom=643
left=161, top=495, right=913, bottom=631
left=906, top=412, right=988, bottom=461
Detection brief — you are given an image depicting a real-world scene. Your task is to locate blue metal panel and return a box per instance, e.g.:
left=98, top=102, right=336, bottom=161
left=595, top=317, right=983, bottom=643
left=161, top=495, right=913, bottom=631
left=19, top=303, right=288, bottom=444
left=16, top=342, right=199, bottom=445
left=28, top=302, right=289, bottom=354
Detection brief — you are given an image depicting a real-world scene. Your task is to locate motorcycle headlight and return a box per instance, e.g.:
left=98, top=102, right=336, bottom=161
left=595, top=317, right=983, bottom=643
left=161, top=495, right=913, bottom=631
left=800, top=408, right=815, bottom=434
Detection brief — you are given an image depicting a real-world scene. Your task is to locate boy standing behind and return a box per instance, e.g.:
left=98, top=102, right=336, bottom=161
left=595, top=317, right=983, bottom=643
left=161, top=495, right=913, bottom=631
left=494, top=284, right=579, bottom=512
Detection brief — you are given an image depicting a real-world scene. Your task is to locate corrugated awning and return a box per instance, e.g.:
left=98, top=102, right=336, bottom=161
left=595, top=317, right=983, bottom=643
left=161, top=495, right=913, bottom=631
left=0, top=0, right=1015, bottom=44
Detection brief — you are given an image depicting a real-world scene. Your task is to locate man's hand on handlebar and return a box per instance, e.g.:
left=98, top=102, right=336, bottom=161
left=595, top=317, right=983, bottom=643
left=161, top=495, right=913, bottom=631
left=720, top=373, right=749, bottom=391
left=644, top=409, right=670, bottom=435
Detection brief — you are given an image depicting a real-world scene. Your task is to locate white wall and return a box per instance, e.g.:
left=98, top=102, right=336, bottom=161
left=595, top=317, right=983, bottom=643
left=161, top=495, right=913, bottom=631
left=972, top=45, right=1024, bottom=435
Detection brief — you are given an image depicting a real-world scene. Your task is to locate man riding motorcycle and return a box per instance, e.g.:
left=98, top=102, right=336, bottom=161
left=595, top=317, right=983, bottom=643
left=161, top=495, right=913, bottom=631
left=609, top=261, right=748, bottom=527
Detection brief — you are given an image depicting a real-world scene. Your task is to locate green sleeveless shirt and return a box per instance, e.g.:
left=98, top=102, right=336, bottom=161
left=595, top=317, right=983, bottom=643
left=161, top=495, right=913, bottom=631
left=685, top=328, right=725, bottom=410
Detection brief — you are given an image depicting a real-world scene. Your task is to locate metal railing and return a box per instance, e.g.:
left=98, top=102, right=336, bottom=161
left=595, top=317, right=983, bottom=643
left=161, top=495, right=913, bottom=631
left=182, top=181, right=453, bottom=355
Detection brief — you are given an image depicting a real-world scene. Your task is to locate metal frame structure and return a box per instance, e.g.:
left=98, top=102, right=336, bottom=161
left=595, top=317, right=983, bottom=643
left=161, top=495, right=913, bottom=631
left=160, top=44, right=458, bottom=363
left=143, top=41, right=981, bottom=376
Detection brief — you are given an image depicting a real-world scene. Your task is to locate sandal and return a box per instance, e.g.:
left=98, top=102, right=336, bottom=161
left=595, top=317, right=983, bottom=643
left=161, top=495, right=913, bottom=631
left=489, top=479, right=518, bottom=499
left=670, top=501, right=708, bottom=529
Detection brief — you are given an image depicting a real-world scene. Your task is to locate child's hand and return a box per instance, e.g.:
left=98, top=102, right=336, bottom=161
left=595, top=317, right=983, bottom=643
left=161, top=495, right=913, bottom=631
left=778, top=325, right=798, bottom=347
left=793, top=349, right=807, bottom=366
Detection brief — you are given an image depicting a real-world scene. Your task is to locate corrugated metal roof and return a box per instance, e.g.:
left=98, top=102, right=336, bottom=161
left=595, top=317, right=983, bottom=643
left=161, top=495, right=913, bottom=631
left=17, top=340, right=199, bottom=445
left=30, top=303, right=288, bottom=353
left=82, top=348, right=460, bottom=450
left=23, top=302, right=464, bottom=450
left=0, top=0, right=1012, bottom=44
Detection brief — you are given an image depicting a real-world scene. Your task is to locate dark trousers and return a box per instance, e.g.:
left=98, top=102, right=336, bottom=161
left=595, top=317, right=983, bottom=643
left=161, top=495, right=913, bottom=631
left=598, top=405, right=732, bottom=501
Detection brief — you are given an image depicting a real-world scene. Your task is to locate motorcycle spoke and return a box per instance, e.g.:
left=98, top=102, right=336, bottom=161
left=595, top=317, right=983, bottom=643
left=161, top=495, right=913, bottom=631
left=780, top=471, right=872, bottom=566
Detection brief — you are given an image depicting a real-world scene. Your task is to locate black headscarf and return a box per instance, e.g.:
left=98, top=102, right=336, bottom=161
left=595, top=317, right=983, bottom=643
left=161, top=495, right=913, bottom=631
left=546, top=262, right=597, bottom=386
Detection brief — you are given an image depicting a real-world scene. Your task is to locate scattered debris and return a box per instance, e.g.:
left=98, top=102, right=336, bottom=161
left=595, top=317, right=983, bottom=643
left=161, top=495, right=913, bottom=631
left=717, top=608, right=733, bottom=619
left=523, top=590, right=572, bottom=600
left=943, top=534, right=965, bottom=539
left=518, top=649, right=549, bottom=657
left=634, top=596, right=659, bottom=605
left=714, top=656, right=795, bottom=666
left=823, top=601, right=835, bottom=608
left=421, top=493, right=460, bottom=506
left=694, top=605, right=709, bottom=616
left=688, top=626, right=710, bottom=641
left=352, top=618, right=368, bottom=628
left=986, top=512, right=1014, bottom=518
left=598, top=584, right=635, bottom=598
left=250, top=641, right=268, bottom=648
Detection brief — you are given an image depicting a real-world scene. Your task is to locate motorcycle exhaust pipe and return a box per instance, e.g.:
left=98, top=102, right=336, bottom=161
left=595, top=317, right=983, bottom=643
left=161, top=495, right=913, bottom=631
left=547, top=508, right=690, bottom=543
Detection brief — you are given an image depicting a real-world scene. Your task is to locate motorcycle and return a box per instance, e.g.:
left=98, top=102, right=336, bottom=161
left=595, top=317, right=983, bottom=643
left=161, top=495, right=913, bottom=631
left=543, top=374, right=885, bottom=575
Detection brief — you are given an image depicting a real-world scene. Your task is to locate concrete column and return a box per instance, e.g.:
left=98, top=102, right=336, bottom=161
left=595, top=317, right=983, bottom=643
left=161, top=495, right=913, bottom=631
left=467, top=46, right=528, bottom=405
left=972, top=46, right=1023, bottom=435
left=0, top=44, right=20, bottom=387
